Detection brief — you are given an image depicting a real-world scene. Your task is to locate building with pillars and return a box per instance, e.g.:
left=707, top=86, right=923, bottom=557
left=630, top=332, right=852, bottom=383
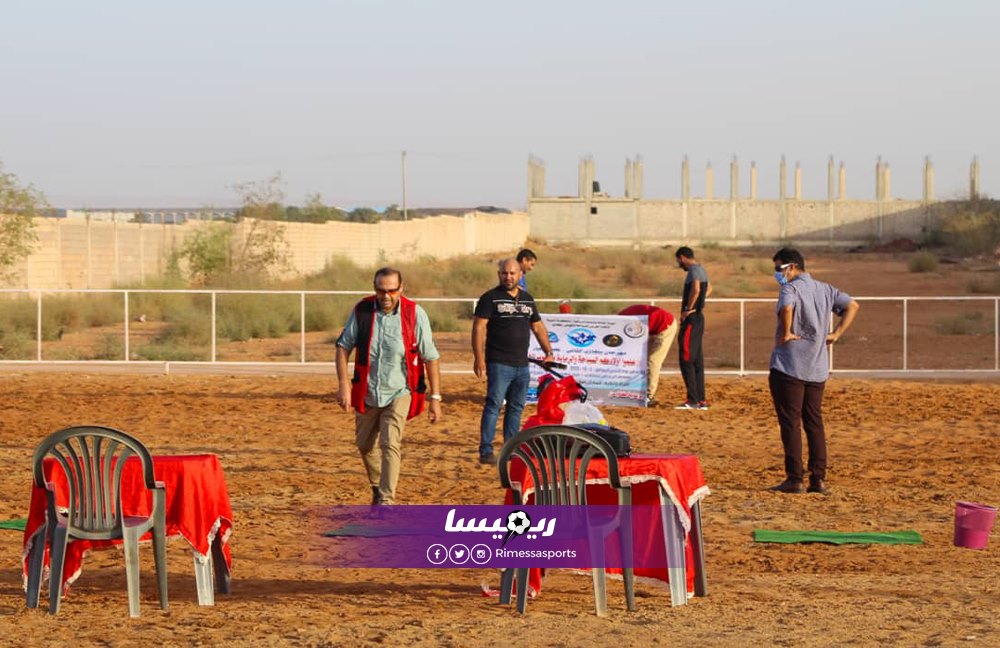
left=526, top=155, right=973, bottom=246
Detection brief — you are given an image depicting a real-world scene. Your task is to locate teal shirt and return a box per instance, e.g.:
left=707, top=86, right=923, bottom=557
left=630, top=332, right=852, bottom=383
left=337, top=302, right=439, bottom=407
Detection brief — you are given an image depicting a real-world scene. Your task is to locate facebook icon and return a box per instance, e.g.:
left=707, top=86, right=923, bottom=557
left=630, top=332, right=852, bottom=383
left=426, top=544, right=447, bottom=565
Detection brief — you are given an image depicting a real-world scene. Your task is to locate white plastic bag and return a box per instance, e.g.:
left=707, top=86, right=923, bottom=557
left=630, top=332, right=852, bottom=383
left=562, top=401, right=607, bottom=426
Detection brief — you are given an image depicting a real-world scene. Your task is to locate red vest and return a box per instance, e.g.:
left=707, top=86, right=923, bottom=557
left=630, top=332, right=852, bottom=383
left=349, top=295, right=426, bottom=420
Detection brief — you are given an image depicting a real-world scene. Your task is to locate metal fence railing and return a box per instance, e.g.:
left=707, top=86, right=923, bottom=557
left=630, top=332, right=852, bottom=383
left=0, top=290, right=997, bottom=375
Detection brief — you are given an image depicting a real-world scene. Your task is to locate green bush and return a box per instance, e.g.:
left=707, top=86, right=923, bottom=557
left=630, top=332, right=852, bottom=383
left=133, top=342, right=210, bottom=362
left=907, top=252, right=939, bottom=273
left=935, top=201, right=1000, bottom=256
left=0, top=329, right=34, bottom=359
left=216, top=294, right=297, bottom=341
left=527, top=265, right=592, bottom=300
left=304, top=256, right=370, bottom=291
left=967, top=274, right=1000, bottom=294
left=422, top=302, right=466, bottom=333
left=934, top=312, right=987, bottom=335
left=91, top=334, right=125, bottom=361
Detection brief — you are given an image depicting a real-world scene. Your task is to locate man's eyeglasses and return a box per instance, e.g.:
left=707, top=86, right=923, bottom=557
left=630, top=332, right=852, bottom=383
left=375, top=287, right=401, bottom=296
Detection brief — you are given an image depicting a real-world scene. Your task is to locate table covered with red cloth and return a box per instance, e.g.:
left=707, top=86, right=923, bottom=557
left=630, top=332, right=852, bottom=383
left=22, top=454, right=234, bottom=592
left=505, top=453, right=709, bottom=600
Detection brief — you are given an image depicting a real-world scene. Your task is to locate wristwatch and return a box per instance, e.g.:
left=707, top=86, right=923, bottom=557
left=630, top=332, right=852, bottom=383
left=429, top=394, right=442, bottom=401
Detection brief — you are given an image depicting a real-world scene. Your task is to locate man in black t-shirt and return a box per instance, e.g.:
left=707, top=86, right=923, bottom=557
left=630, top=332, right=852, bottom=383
left=675, top=246, right=712, bottom=410
left=472, top=258, right=554, bottom=465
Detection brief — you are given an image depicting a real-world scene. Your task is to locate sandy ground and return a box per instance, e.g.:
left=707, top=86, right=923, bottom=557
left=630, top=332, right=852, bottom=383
left=0, top=371, right=997, bottom=647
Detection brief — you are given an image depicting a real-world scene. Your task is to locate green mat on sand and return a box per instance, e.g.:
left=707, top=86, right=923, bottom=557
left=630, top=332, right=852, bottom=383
left=754, top=529, right=923, bottom=545
left=0, top=518, right=27, bottom=531
left=322, top=523, right=427, bottom=538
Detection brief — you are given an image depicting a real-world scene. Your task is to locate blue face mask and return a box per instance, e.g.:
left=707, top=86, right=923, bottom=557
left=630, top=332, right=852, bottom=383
left=774, top=271, right=789, bottom=286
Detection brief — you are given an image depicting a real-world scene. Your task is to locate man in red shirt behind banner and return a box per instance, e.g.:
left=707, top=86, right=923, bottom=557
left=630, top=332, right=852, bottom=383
left=618, top=304, right=678, bottom=407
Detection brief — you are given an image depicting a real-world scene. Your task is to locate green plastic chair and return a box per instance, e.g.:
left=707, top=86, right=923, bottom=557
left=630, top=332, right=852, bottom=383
left=24, top=425, right=168, bottom=617
left=497, top=424, right=635, bottom=616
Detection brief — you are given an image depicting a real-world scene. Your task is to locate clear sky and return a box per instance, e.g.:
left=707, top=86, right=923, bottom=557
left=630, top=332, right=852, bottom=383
left=1, top=0, right=997, bottom=209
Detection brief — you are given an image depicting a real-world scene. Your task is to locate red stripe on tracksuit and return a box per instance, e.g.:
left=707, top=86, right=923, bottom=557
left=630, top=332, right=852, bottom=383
left=680, top=322, right=693, bottom=362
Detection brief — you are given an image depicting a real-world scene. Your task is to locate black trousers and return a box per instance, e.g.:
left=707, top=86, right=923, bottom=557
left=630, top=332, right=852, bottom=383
left=768, top=368, right=827, bottom=483
left=678, top=312, right=705, bottom=403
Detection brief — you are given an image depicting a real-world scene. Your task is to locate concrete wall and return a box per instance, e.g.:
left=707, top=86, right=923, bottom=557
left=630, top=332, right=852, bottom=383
left=9, top=211, right=529, bottom=288
left=529, top=198, right=941, bottom=246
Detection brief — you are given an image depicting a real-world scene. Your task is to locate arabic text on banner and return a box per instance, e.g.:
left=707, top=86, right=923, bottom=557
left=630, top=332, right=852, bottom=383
left=528, top=313, right=648, bottom=408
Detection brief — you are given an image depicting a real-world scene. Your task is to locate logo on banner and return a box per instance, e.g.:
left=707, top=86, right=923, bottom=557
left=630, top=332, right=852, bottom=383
left=567, top=328, right=597, bottom=348
left=623, top=321, right=646, bottom=338
left=602, top=334, right=623, bottom=347
left=548, top=332, right=559, bottom=343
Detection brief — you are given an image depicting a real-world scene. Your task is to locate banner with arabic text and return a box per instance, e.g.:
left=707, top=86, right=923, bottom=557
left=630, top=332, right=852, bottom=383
left=528, top=313, right=648, bottom=407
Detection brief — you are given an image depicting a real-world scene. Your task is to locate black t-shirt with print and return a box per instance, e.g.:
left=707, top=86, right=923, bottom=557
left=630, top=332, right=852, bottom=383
left=474, top=286, right=541, bottom=366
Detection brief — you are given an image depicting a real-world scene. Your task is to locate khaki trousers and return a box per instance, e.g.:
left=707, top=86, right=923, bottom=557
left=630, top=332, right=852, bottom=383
left=355, top=394, right=411, bottom=505
left=647, top=320, right=679, bottom=400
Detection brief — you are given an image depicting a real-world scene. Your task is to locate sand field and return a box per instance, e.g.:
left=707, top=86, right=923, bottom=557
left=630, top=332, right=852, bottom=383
left=0, top=370, right=997, bottom=647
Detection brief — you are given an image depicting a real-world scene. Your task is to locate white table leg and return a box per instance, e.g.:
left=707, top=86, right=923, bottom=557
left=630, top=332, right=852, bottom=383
left=658, top=486, right=688, bottom=606
left=193, top=552, right=215, bottom=606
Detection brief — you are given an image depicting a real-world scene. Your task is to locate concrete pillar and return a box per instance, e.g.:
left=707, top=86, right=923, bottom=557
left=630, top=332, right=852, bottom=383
left=730, top=156, right=739, bottom=200
left=578, top=157, right=588, bottom=198
left=883, top=163, right=891, bottom=201
left=839, top=162, right=847, bottom=200
left=970, top=156, right=981, bottom=199
left=705, top=162, right=714, bottom=199
left=827, top=155, right=835, bottom=201
left=139, top=221, right=145, bottom=283
left=682, top=156, right=690, bottom=201
left=528, top=156, right=545, bottom=199
left=625, top=158, right=634, bottom=198
left=86, top=215, right=92, bottom=289
left=875, top=157, right=884, bottom=200
left=750, top=162, right=758, bottom=200
left=923, top=156, right=934, bottom=202
left=794, top=162, right=802, bottom=200
left=779, top=155, right=787, bottom=200
left=633, top=155, right=644, bottom=200
left=587, top=157, right=596, bottom=198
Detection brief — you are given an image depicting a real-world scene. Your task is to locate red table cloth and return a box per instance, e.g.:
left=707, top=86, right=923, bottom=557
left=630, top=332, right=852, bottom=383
left=506, top=453, right=709, bottom=597
left=22, top=454, right=234, bottom=591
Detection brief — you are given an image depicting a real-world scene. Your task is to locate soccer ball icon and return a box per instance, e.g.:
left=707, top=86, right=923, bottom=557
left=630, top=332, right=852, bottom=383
left=506, top=510, right=531, bottom=535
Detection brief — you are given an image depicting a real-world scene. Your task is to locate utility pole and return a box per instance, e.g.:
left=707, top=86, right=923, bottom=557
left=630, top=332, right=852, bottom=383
left=401, top=150, right=408, bottom=220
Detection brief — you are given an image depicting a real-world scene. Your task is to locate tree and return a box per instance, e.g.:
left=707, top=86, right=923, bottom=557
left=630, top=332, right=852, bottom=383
left=348, top=207, right=379, bottom=223
left=174, top=173, right=294, bottom=285
left=177, top=225, right=232, bottom=285
left=300, top=193, right=346, bottom=222
left=231, top=172, right=286, bottom=221
left=0, top=163, right=45, bottom=281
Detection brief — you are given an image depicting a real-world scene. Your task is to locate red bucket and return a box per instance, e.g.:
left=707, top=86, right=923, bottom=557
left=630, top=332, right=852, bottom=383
left=953, top=501, right=997, bottom=550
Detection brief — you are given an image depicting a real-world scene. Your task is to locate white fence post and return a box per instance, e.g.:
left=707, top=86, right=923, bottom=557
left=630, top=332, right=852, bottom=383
left=902, top=298, right=908, bottom=371
left=35, top=291, right=42, bottom=361
left=211, top=291, right=217, bottom=363
left=300, top=292, right=306, bottom=363
left=124, top=291, right=130, bottom=362
left=739, top=300, right=746, bottom=377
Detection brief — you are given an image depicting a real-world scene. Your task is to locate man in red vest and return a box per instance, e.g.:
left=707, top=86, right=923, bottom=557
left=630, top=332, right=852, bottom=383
left=336, top=267, right=442, bottom=505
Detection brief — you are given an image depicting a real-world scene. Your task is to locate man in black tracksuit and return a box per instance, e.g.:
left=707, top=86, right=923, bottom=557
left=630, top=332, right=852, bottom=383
left=674, top=247, right=711, bottom=410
